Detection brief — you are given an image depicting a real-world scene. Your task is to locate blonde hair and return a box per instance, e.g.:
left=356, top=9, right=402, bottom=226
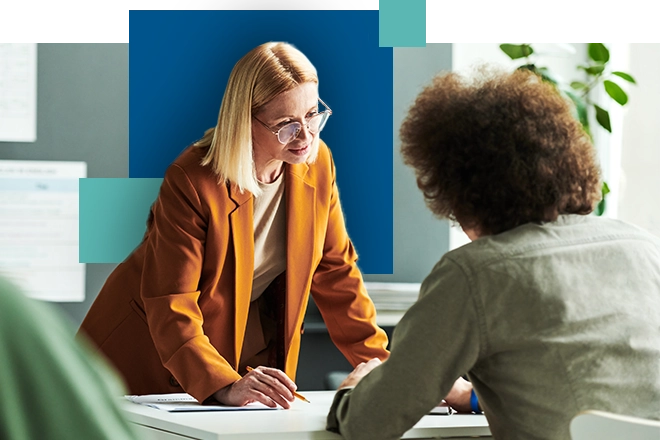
left=195, top=42, right=320, bottom=195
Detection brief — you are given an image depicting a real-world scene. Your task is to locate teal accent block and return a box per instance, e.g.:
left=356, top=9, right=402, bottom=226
left=79, top=178, right=162, bottom=263
left=379, top=0, right=426, bottom=47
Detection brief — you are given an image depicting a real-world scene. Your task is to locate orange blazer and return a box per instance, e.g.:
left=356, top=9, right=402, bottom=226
left=79, top=141, right=389, bottom=402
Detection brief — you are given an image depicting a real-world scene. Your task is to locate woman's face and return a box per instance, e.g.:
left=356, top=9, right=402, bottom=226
left=252, top=82, right=319, bottom=176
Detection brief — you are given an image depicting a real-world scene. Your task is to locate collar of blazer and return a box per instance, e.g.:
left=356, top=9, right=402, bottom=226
left=226, top=162, right=311, bottom=207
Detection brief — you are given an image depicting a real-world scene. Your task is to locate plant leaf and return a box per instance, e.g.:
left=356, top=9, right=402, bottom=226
left=594, top=104, right=612, bottom=132
left=518, top=64, right=539, bottom=74
left=604, top=80, right=628, bottom=105
left=570, top=81, right=588, bottom=90
left=612, top=71, right=637, bottom=84
left=500, top=44, right=534, bottom=60
left=595, top=181, right=611, bottom=216
left=602, top=181, right=611, bottom=196
left=595, top=198, right=606, bottom=216
left=578, top=64, right=605, bottom=75
left=564, top=89, right=589, bottom=130
left=518, top=64, right=561, bottom=86
left=517, top=64, right=545, bottom=81
left=588, top=43, right=610, bottom=63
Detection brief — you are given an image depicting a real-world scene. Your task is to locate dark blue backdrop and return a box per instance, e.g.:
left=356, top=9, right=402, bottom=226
left=128, top=10, right=392, bottom=273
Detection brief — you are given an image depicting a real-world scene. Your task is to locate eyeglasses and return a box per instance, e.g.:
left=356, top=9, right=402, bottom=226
left=253, top=98, right=332, bottom=144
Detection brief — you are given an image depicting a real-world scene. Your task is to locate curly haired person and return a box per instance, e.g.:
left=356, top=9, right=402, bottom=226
left=327, top=67, right=660, bottom=440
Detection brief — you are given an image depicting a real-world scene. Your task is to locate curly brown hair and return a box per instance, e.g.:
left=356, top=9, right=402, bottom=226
left=400, top=66, right=602, bottom=236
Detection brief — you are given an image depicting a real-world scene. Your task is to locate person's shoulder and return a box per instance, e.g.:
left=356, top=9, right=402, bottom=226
left=0, top=277, right=65, bottom=342
left=169, top=145, right=210, bottom=176
left=0, top=278, right=26, bottom=323
left=437, top=240, right=493, bottom=278
left=467, top=215, right=660, bottom=260
left=548, top=214, right=660, bottom=244
left=164, top=145, right=223, bottom=192
left=591, top=216, right=660, bottom=245
left=315, top=139, right=332, bottom=164
left=298, top=139, right=332, bottom=172
left=438, top=222, right=547, bottom=272
left=314, top=139, right=335, bottom=171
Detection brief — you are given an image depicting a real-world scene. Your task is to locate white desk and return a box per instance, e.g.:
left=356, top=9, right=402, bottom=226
left=121, top=391, right=492, bottom=439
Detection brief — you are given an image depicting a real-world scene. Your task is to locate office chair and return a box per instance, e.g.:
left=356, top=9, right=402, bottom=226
left=570, top=410, right=660, bottom=440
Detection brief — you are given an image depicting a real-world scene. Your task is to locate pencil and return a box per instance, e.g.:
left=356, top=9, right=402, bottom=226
left=246, top=366, right=310, bottom=403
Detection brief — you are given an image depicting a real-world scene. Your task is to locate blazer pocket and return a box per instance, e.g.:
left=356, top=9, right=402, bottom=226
left=129, top=299, right=148, bottom=325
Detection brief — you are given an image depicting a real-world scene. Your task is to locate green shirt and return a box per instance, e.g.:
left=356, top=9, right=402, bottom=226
left=0, top=278, right=138, bottom=440
left=328, top=215, right=660, bottom=440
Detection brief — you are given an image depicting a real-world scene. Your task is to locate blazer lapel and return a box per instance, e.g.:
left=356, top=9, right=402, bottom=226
left=285, top=163, right=316, bottom=352
left=228, top=183, right=254, bottom=369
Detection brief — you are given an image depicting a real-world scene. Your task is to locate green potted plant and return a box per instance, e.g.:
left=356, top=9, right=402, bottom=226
left=499, top=43, right=636, bottom=215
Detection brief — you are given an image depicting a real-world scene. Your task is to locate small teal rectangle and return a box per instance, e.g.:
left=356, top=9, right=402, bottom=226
left=379, top=0, right=426, bottom=47
left=79, top=178, right=162, bottom=263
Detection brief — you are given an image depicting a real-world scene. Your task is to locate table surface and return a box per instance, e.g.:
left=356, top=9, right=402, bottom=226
left=121, top=391, right=491, bottom=440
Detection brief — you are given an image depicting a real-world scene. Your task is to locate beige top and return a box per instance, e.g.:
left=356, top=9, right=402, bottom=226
left=251, top=173, right=286, bottom=302
left=239, top=173, right=287, bottom=368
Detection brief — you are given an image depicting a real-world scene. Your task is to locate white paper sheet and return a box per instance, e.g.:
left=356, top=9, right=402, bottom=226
left=429, top=402, right=454, bottom=415
left=125, top=393, right=279, bottom=412
left=0, top=44, right=37, bottom=142
left=0, top=160, right=86, bottom=301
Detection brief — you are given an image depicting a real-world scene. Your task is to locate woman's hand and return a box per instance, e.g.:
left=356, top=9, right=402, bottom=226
left=338, top=357, right=382, bottom=388
left=442, top=377, right=473, bottom=412
left=212, top=366, right=297, bottom=409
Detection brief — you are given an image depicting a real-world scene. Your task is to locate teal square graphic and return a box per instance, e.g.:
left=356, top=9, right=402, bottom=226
left=379, top=0, right=426, bottom=47
left=79, top=178, right=162, bottom=263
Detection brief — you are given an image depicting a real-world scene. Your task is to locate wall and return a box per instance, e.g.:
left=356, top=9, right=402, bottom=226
left=362, top=44, right=453, bottom=283
left=0, top=44, right=127, bottom=325
left=619, top=44, right=660, bottom=237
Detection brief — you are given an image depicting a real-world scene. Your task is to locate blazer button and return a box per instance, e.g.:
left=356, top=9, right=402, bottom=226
left=169, top=376, right=180, bottom=387
left=300, top=322, right=305, bottom=334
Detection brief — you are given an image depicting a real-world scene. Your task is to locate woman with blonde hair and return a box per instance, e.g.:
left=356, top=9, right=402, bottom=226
left=79, top=42, right=389, bottom=408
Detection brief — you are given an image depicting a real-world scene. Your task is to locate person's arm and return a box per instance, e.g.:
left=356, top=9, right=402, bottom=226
left=138, top=164, right=239, bottom=402
left=139, top=164, right=286, bottom=408
left=338, top=360, right=475, bottom=413
left=0, top=278, right=139, bottom=440
left=326, top=257, right=483, bottom=440
left=213, top=365, right=297, bottom=409
left=139, top=164, right=295, bottom=407
left=309, top=147, right=389, bottom=365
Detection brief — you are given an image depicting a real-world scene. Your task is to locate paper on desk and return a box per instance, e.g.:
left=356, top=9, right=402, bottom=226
left=429, top=402, right=454, bottom=415
left=125, top=393, right=279, bottom=412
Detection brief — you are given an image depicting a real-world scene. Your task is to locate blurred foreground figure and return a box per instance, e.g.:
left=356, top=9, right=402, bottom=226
left=0, top=278, right=138, bottom=440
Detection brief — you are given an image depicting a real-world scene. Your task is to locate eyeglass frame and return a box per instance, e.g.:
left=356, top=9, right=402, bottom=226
left=252, top=97, right=332, bottom=144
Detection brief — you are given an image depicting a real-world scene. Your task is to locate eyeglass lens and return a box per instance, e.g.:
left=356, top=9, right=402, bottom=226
left=278, top=112, right=329, bottom=143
